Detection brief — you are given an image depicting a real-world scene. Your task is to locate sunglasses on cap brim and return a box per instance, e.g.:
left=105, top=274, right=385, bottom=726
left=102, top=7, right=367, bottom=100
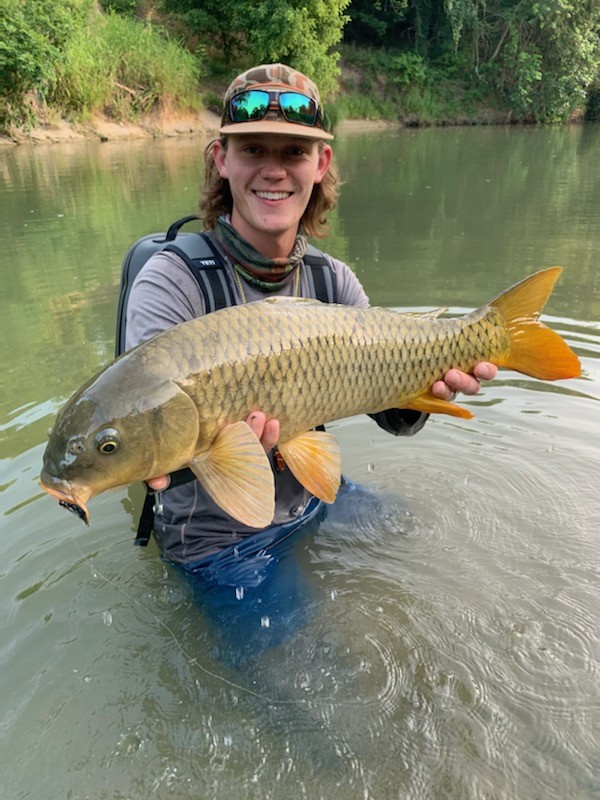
left=227, top=89, right=324, bottom=129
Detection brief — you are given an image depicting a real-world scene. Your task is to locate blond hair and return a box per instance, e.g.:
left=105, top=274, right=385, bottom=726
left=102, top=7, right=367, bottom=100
left=199, top=138, right=339, bottom=239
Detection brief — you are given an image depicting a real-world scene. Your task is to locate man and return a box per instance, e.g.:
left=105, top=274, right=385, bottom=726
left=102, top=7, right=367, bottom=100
left=125, top=64, right=496, bottom=655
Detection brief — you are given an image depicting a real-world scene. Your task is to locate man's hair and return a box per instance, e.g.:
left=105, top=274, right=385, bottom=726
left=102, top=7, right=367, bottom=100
left=199, top=138, right=339, bottom=239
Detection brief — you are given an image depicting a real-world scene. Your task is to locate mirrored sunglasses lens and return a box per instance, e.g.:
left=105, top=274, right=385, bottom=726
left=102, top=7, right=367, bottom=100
left=230, top=91, right=270, bottom=122
left=279, top=92, right=318, bottom=125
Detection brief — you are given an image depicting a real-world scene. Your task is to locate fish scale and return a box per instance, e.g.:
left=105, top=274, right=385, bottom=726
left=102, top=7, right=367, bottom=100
left=148, top=300, right=506, bottom=444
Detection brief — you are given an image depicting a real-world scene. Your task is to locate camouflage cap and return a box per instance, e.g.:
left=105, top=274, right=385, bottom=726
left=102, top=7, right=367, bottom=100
left=219, top=63, right=334, bottom=141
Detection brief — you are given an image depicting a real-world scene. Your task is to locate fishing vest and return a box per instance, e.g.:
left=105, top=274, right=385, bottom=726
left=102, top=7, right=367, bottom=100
left=115, top=215, right=338, bottom=543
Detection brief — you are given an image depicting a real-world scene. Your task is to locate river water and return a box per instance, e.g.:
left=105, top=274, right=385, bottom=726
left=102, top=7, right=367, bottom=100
left=1, top=125, right=599, bottom=799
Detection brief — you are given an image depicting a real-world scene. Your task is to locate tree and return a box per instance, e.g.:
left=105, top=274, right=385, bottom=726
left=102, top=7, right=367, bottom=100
left=488, top=1, right=600, bottom=121
left=344, top=0, right=409, bottom=47
left=161, top=0, right=243, bottom=65
left=161, top=0, right=350, bottom=95
left=244, top=0, right=351, bottom=96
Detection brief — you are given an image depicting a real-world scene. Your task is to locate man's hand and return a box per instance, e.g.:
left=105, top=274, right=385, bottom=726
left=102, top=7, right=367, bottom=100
left=432, top=362, right=498, bottom=401
left=145, top=411, right=280, bottom=492
left=246, top=410, right=280, bottom=452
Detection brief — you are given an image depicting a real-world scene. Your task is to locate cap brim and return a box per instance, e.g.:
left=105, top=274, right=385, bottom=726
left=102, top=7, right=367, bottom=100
left=219, top=120, right=334, bottom=141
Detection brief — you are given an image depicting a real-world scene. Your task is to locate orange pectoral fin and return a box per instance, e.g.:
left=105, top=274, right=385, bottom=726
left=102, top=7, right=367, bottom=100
left=403, top=392, right=474, bottom=419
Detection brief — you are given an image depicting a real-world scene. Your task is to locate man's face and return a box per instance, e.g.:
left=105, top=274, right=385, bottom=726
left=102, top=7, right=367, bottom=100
left=212, top=134, right=332, bottom=256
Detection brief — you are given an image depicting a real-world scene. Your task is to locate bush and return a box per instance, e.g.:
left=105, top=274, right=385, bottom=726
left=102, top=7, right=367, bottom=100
left=584, top=83, right=600, bottom=120
left=0, top=0, right=91, bottom=127
left=98, top=0, right=138, bottom=12
left=49, top=11, right=201, bottom=120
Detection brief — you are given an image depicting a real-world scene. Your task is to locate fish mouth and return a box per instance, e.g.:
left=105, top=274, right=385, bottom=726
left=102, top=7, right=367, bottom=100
left=39, top=480, right=91, bottom=526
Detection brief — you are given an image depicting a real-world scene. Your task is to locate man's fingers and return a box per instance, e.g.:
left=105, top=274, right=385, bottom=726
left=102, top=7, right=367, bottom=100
left=261, top=418, right=280, bottom=452
left=246, top=411, right=279, bottom=452
left=473, top=362, right=498, bottom=381
left=147, top=475, right=170, bottom=491
left=431, top=379, right=455, bottom=401
left=247, top=411, right=267, bottom=439
left=433, top=362, right=497, bottom=400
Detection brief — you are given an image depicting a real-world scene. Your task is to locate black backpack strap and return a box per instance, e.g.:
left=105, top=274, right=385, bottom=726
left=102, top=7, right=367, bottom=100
left=134, top=491, right=157, bottom=546
left=303, top=246, right=338, bottom=303
left=163, top=232, right=237, bottom=314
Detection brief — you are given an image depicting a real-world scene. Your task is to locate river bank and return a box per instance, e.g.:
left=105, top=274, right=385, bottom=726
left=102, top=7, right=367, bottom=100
left=0, top=109, right=221, bottom=147
left=0, top=107, right=421, bottom=148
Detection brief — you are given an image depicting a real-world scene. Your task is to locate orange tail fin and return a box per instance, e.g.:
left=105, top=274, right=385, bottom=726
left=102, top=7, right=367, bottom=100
left=491, top=268, right=581, bottom=380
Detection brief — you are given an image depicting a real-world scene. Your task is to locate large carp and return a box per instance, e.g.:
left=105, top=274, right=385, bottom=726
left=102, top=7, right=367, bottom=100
left=40, top=268, right=580, bottom=528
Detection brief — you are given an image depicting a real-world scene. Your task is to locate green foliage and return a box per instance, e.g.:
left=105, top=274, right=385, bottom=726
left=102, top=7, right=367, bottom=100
left=243, top=0, right=350, bottom=96
left=49, top=12, right=201, bottom=120
left=339, top=45, right=432, bottom=112
left=387, top=52, right=427, bottom=87
left=202, top=89, right=223, bottom=115
left=443, top=0, right=481, bottom=47
left=161, top=0, right=243, bottom=66
left=3, top=0, right=600, bottom=129
left=162, top=0, right=350, bottom=97
left=340, top=45, right=428, bottom=92
left=0, top=0, right=91, bottom=127
left=483, top=1, right=600, bottom=121
left=341, top=0, right=600, bottom=123
left=344, top=0, right=408, bottom=46
left=585, top=83, right=600, bottom=121
left=98, top=0, right=138, bottom=12
left=329, top=91, right=397, bottom=122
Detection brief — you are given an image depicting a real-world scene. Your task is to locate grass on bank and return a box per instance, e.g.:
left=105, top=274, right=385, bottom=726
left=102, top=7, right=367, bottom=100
left=39, top=10, right=200, bottom=124
left=328, top=44, right=499, bottom=126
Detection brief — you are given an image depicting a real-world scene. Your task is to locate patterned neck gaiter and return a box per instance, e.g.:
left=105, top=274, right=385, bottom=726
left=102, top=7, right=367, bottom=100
left=215, top=216, right=307, bottom=293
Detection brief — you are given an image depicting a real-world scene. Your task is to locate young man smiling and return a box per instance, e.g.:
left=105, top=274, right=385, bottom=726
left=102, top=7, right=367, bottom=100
left=125, top=64, right=496, bottom=656
left=211, top=134, right=332, bottom=257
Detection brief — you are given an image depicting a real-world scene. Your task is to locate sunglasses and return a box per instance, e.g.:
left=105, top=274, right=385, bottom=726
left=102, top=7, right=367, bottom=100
left=228, top=89, right=323, bottom=128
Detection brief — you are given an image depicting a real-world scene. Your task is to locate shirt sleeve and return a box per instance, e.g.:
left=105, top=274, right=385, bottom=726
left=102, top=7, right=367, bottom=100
left=327, top=256, right=370, bottom=307
left=125, top=252, right=207, bottom=350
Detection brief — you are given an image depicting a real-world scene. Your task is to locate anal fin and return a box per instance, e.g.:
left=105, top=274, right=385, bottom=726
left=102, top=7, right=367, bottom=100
left=404, top=392, right=474, bottom=419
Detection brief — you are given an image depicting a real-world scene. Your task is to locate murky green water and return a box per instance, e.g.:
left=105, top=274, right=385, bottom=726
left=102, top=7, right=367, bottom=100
left=1, top=126, right=599, bottom=799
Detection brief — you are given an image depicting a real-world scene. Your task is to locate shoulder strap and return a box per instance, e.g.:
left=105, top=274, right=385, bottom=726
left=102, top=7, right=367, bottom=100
left=115, top=219, right=236, bottom=358
left=303, top=245, right=338, bottom=303
left=163, top=232, right=236, bottom=314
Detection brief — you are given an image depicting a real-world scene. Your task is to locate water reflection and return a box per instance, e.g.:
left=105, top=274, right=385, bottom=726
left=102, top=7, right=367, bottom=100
left=336, top=125, right=600, bottom=318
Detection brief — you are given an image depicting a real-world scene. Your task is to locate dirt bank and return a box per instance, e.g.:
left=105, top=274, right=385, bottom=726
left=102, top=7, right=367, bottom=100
left=0, top=109, right=222, bottom=147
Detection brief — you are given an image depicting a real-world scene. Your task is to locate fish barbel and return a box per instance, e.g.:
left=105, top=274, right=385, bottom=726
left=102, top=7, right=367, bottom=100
left=40, top=268, right=580, bottom=528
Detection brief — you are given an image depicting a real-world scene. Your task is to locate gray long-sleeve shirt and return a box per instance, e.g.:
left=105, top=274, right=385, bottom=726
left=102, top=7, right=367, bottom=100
left=126, top=238, right=426, bottom=564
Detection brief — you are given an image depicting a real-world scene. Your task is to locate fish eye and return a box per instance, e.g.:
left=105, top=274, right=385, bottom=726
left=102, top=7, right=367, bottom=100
left=95, top=428, right=120, bottom=455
